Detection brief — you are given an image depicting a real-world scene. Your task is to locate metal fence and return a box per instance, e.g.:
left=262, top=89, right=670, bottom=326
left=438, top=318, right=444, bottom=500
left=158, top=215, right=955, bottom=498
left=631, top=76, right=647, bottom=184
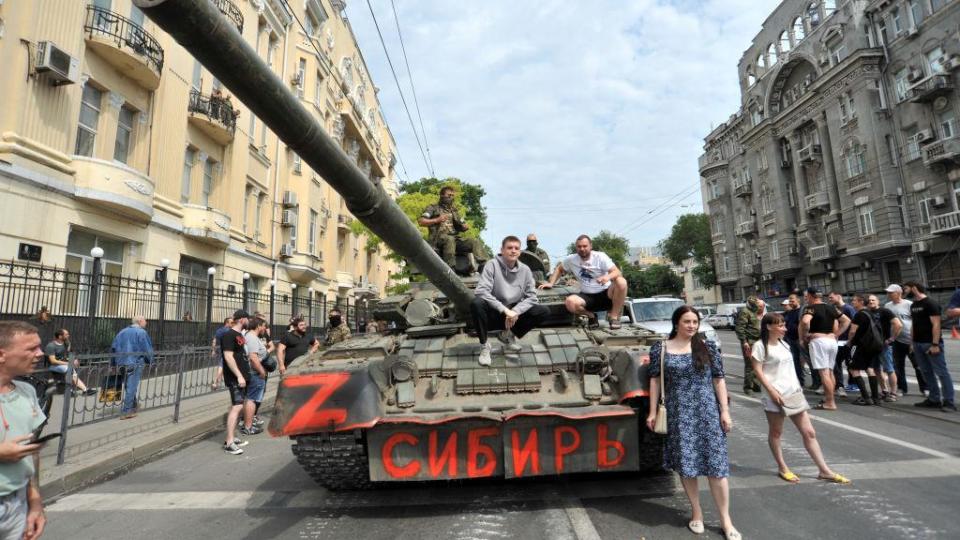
left=0, top=260, right=374, bottom=353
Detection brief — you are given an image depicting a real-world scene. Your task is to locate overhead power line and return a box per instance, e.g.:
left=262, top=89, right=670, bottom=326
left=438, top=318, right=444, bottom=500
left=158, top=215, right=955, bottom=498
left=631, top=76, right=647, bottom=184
left=364, top=0, right=434, bottom=177
left=389, top=0, right=435, bottom=176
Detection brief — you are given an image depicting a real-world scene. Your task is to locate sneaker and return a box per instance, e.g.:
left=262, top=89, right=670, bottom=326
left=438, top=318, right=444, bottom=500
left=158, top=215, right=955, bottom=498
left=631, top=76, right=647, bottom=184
left=478, top=343, right=492, bottom=366
left=914, top=399, right=942, bottom=409
left=233, top=438, right=249, bottom=447
left=836, top=387, right=847, bottom=397
left=239, top=425, right=263, bottom=436
left=223, top=442, right=244, bottom=455
left=896, top=390, right=904, bottom=397
left=844, top=384, right=859, bottom=393
left=497, top=331, right=523, bottom=353
left=252, top=416, right=265, bottom=427
left=941, top=401, right=957, bottom=412
left=814, top=388, right=825, bottom=395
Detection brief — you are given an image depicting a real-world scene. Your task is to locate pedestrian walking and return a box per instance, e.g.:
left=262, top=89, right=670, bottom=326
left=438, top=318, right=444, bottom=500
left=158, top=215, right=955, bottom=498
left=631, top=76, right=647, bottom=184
left=750, top=313, right=850, bottom=485
left=884, top=284, right=926, bottom=396
left=240, top=317, right=268, bottom=435
left=110, top=316, right=153, bottom=419
left=846, top=295, right=884, bottom=406
left=868, top=295, right=902, bottom=402
left=734, top=296, right=764, bottom=395
left=903, top=282, right=955, bottom=412
left=0, top=322, right=48, bottom=540
left=221, top=310, right=252, bottom=454
left=799, top=288, right=850, bottom=411
left=646, top=306, right=739, bottom=539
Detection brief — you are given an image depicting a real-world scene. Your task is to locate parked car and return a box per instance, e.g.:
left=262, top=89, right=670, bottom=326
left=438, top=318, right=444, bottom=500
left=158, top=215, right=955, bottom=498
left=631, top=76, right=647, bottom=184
left=704, top=313, right=735, bottom=330
left=693, top=305, right=716, bottom=318
left=623, top=297, right=721, bottom=349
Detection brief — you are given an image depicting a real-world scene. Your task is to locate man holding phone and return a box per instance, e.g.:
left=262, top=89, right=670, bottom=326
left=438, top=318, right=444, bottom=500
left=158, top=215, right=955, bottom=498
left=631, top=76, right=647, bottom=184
left=0, top=321, right=48, bottom=539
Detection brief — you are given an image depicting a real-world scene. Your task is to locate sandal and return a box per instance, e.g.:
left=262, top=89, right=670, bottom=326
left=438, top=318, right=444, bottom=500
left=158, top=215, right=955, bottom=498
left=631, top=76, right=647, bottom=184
left=814, top=403, right=837, bottom=410
left=817, top=473, right=851, bottom=484
left=852, top=397, right=871, bottom=406
left=687, top=520, right=704, bottom=535
left=724, top=528, right=742, bottom=540
left=609, top=318, right=622, bottom=330
left=778, top=470, right=800, bottom=483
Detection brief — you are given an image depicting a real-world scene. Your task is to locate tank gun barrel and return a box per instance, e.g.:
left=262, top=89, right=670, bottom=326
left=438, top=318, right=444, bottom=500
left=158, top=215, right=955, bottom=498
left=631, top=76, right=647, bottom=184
left=134, top=0, right=473, bottom=317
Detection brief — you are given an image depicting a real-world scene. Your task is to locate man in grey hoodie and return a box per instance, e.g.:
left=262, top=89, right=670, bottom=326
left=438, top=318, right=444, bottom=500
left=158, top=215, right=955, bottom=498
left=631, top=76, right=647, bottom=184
left=472, top=236, right=550, bottom=366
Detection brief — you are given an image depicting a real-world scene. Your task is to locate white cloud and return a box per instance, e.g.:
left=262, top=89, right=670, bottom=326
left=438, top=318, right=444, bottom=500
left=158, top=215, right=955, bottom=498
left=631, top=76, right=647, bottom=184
left=345, top=0, right=776, bottom=262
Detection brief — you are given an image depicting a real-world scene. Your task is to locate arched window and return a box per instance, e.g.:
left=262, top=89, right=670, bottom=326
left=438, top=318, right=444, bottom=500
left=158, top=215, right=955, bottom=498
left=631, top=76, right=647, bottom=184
left=767, top=43, right=778, bottom=65
left=808, top=3, right=822, bottom=29
left=757, top=52, right=766, bottom=70
left=748, top=73, right=757, bottom=86
left=823, top=0, right=837, bottom=15
left=793, top=17, right=805, bottom=41
left=760, top=183, right=773, bottom=215
left=843, top=141, right=866, bottom=178
left=780, top=31, right=791, bottom=52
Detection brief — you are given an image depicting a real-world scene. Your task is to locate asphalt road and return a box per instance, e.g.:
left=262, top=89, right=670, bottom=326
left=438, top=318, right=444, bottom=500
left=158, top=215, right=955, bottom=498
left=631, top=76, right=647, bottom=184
left=44, top=331, right=960, bottom=539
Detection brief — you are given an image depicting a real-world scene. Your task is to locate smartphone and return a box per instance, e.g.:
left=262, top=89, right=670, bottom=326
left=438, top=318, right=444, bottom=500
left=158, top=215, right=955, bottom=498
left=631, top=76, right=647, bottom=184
left=29, top=420, right=48, bottom=441
left=31, top=433, right=61, bottom=444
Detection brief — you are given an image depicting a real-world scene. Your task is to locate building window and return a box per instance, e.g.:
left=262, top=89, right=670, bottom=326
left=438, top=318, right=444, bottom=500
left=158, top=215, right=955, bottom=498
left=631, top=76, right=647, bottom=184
left=931, top=0, right=947, bottom=12
left=876, top=18, right=889, bottom=46
left=905, top=134, right=921, bottom=161
left=845, top=145, right=866, bottom=178
left=723, top=256, right=730, bottom=272
left=927, top=47, right=946, bottom=74
left=303, top=11, right=317, bottom=37
left=894, top=68, right=909, bottom=101
left=845, top=269, right=868, bottom=292
left=289, top=210, right=298, bottom=249
left=255, top=193, right=265, bottom=240
left=760, top=184, right=773, bottom=215
left=858, top=205, right=876, bottom=236
left=314, top=70, right=323, bottom=107
left=711, top=182, right=721, bottom=200
left=181, top=147, right=195, bottom=203
left=114, top=105, right=135, bottom=164
left=828, top=39, right=846, bottom=65
left=309, top=209, right=318, bottom=254
left=954, top=180, right=960, bottom=211
left=75, top=85, right=102, bottom=157
left=779, top=31, right=791, bottom=52
left=938, top=110, right=956, bottom=139
left=793, top=17, right=805, bottom=41
left=808, top=3, right=822, bottom=29
left=908, top=0, right=923, bottom=28
left=192, top=61, right=202, bottom=93
left=770, top=240, right=780, bottom=261
left=747, top=72, right=757, bottom=86
left=292, top=153, right=302, bottom=174
left=823, top=0, right=837, bottom=15
left=919, top=198, right=931, bottom=225
left=756, top=52, right=766, bottom=70
left=886, top=135, right=898, bottom=166
left=786, top=183, right=796, bottom=208
left=767, top=43, right=777, bottom=65
left=243, top=185, right=253, bottom=234
left=892, top=8, right=903, bottom=35
left=296, top=58, right=306, bottom=98
left=202, top=158, right=215, bottom=207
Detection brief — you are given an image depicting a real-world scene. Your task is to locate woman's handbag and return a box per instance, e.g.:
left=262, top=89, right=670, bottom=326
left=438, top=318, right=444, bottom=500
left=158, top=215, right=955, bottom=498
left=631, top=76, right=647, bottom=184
left=780, top=390, right=809, bottom=416
left=653, top=343, right=668, bottom=435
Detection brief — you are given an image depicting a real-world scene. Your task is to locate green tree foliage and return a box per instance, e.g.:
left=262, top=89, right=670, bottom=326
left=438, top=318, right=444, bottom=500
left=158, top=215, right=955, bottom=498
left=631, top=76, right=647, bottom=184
left=566, top=230, right=630, bottom=268
left=660, top=213, right=716, bottom=286
left=623, top=264, right=684, bottom=298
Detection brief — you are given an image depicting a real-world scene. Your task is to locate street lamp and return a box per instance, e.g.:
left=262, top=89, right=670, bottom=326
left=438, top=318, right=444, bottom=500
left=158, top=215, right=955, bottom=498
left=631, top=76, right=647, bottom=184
left=205, top=266, right=216, bottom=336
left=158, top=258, right=171, bottom=348
left=87, top=247, right=105, bottom=324
left=242, top=273, right=251, bottom=312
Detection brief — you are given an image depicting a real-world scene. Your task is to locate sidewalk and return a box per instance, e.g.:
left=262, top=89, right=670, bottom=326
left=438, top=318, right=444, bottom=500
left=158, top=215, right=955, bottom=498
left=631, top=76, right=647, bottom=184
left=39, top=378, right=278, bottom=499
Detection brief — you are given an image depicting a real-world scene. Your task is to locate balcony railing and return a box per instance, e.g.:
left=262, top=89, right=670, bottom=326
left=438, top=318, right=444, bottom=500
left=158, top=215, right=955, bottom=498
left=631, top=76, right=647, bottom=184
left=922, top=135, right=960, bottom=167
left=809, top=244, right=835, bottom=261
left=188, top=90, right=238, bottom=141
left=847, top=174, right=870, bottom=193
left=907, top=74, right=954, bottom=103
left=798, top=144, right=822, bottom=162
left=84, top=5, right=164, bottom=75
left=212, top=0, right=244, bottom=33
left=735, top=221, right=757, bottom=236
left=930, top=210, right=960, bottom=235
left=733, top=179, right=752, bottom=198
left=805, top=191, right=830, bottom=213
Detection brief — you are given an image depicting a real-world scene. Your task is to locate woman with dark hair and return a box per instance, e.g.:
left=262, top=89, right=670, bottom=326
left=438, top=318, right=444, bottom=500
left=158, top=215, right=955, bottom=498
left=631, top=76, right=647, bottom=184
left=751, top=313, right=849, bottom=484
left=646, top=305, right=738, bottom=539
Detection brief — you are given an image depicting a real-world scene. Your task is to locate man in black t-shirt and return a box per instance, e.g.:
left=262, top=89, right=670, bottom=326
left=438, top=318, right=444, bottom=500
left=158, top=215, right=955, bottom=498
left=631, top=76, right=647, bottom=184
left=220, top=310, right=252, bottom=454
left=903, top=282, right=955, bottom=411
left=800, top=287, right=850, bottom=410
left=277, top=318, right=318, bottom=375
left=847, top=295, right=881, bottom=405
left=869, top=294, right=902, bottom=401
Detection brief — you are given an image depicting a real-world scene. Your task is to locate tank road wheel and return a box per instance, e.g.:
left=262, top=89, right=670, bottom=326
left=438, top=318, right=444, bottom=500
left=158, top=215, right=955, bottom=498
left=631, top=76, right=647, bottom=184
left=293, top=430, right=372, bottom=490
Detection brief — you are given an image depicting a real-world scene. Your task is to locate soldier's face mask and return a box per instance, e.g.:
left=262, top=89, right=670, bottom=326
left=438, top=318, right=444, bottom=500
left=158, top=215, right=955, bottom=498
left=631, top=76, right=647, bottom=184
left=440, top=193, right=454, bottom=205
left=329, top=315, right=342, bottom=327
left=527, top=240, right=538, bottom=251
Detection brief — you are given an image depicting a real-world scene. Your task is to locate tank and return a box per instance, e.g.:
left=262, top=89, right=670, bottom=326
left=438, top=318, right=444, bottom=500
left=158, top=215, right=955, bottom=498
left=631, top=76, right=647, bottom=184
left=136, top=0, right=665, bottom=489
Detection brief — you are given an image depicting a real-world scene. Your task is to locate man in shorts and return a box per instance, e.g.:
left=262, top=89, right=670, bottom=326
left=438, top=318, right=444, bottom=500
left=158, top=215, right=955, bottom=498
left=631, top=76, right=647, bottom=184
left=220, top=310, right=251, bottom=454
left=539, top=234, right=628, bottom=329
left=869, top=294, right=902, bottom=401
left=799, top=287, right=850, bottom=410
left=240, top=317, right=268, bottom=435
left=847, top=295, right=883, bottom=405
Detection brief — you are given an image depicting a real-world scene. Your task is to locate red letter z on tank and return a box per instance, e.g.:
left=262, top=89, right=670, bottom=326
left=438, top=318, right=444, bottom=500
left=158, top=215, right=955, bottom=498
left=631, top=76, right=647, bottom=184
left=279, top=373, right=350, bottom=435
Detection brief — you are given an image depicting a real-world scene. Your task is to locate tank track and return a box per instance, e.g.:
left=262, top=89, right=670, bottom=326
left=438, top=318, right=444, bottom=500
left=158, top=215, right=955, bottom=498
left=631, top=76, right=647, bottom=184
left=292, top=430, right=372, bottom=490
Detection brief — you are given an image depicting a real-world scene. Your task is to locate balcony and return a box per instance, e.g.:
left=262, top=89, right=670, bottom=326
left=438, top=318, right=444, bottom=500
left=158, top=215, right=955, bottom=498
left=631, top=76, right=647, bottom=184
left=182, top=204, right=231, bottom=247
left=930, top=210, right=960, bottom=235
left=907, top=74, right=954, bottom=103
left=846, top=174, right=870, bottom=193
left=281, top=252, right=324, bottom=283
left=922, top=135, right=960, bottom=167
left=337, top=214, right=352, bottom=232
left=733, top=179, right=753, bottom=198
left=805, top=191, right=830, bottom=213
left=353, top=282, right=379, bottom=298
left=798, top=144, right=822, bottom=162
left=735, top=221, right=757, bottom=236
left=187, top=91, right=237, bottom=145
left=742, top=261, right=761, bottom=275
left=711, top=232, right=725, bottom=245
left=339, top=98, right=387, bottom=177
left=336, top=271, right=355, bottom=291
left=698, top=157, right=728, bottom=175
left=83, top=5, right=164, bottom=90
left=809, top=244, right=835, bottom=261
left=706, top=186, right=725, bottom=203
left=212, top=0, right=244, bottom=33
left=72, top=157, right=154, bottom=222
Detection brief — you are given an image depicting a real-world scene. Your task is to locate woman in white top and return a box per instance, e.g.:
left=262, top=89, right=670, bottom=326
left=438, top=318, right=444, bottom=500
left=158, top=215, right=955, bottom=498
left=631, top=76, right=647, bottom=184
left=751, top=313, right=850, bottom=484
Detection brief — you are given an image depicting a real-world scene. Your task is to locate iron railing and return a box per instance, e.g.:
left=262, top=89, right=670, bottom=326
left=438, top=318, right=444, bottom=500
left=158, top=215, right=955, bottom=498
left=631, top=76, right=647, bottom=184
left=83, top=5, right=164, bottom=74
left=188, top=90, right=238, bottom=133
left=212, top=0, right=244, bottom=33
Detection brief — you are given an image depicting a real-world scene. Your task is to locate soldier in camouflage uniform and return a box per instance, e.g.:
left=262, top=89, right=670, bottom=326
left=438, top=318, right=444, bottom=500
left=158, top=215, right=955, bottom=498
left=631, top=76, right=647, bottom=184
left=525, top=233, right=551, bottom=283
left=323, top=308, right=351, bottom=346
left=735, top=296, right=765, bottom=395
left=418, top=186, right=484, bottom=272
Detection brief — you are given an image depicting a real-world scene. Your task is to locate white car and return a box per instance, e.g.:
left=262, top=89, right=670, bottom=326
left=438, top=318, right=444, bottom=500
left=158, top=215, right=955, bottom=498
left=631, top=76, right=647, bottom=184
left=624, top=297, right=721, bottom=349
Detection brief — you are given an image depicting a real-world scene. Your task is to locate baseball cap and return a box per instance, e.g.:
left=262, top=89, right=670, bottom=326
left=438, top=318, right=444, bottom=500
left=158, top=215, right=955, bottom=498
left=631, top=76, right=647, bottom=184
left=884, top=284, right=902, bottom=293
left=232, top=309, right=251, bottom=320
left=781, top=299, right=790, bottom=305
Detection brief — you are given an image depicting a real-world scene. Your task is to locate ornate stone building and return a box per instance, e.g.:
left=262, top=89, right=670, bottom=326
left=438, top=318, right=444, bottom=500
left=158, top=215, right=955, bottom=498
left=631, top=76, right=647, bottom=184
left=700, top=0, right=960, bottom=301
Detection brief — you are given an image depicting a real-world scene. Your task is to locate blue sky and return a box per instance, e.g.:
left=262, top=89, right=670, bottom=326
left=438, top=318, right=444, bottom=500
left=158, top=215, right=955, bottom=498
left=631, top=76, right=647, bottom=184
left=344, top=0, right=776, bottom=263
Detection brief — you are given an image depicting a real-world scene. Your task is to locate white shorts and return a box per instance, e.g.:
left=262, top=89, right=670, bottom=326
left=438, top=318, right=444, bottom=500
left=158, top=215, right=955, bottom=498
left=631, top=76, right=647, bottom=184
left=808, top=337, right=838, bottom=370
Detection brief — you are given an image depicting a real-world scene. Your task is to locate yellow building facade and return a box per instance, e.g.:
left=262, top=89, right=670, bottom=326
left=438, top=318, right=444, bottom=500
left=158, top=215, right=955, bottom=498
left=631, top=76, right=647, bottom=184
left=0, top=0, right=399, bottom=311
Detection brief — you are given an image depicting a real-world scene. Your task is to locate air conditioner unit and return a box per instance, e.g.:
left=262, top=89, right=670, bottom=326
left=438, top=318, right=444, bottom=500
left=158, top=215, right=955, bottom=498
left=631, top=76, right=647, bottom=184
left=35, top=41, right=80, bottom=85
left=932, top=195, right=947, bottom=207
left=290, top=71, right=304, bottom=87
left=912, top=240, right=929, bottom=253
left=279, top=244, right=295, bottom=258
left=828, top=270, right=838, bottom=279
left=787, top=246, right=799, bottom=255
left=942, top=54, right=960, bottom=71
left=281, top=190, right=298, bottom=207
left=281, top=210, right=296, bottom=226
left=907, top=68, right=925, bottom=83
left=915, top=129, right=934, bottom=143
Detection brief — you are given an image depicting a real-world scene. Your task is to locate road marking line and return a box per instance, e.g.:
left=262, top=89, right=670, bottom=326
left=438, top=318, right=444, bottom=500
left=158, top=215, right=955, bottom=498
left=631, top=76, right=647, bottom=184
left=562, top=499, right=601, bottom=540
left=729, top=393, right=953, bottom=459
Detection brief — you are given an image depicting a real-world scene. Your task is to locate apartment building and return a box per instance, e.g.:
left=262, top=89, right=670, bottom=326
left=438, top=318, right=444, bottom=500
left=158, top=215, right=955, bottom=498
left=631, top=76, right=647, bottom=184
left=0, top=0, right=400, bottom=309
left=700, top=0, right=960, bottom=301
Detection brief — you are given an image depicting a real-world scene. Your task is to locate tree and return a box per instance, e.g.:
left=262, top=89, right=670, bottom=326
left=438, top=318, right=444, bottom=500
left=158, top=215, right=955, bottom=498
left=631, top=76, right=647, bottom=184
left=566, top=230, right=630, bottom=268
left=623, top=264, right=683, bottom=298
left=660, top=213, right=716, bottom=286
left=399, top=177, right=488, bottom=233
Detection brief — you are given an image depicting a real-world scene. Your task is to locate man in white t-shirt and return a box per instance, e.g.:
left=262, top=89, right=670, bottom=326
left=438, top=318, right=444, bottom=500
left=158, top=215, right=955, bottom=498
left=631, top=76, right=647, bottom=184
left=539, top=234, right=628, bottom=328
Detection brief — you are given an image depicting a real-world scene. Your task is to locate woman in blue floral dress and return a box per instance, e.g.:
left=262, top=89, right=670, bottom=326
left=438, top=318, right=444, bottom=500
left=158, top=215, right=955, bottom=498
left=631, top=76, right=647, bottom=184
left=646, top=305, right=739, bottom=539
